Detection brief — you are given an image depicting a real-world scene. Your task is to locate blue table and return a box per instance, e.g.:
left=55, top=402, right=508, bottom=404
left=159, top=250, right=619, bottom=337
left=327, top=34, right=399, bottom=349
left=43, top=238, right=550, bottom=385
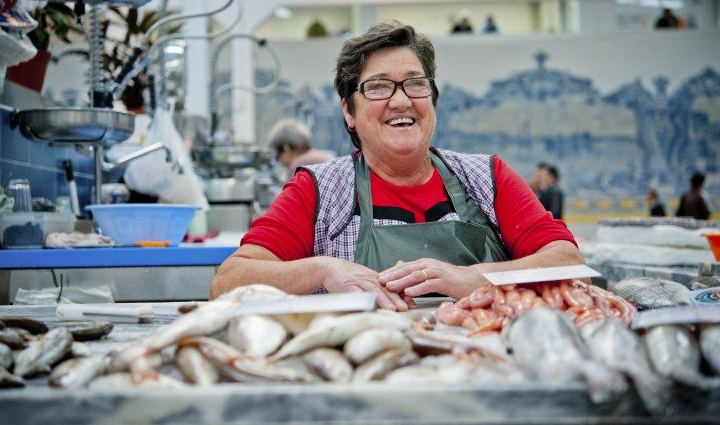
left=0, top=246, right=237, bottom=269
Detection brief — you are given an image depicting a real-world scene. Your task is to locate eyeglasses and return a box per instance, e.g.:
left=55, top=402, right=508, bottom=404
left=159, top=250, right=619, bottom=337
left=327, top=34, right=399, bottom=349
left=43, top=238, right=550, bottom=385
left=356, top=77, right=435, bottom=100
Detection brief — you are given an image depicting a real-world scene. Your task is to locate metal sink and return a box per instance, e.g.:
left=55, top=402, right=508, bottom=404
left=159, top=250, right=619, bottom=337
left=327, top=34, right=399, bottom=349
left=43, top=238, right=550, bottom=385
left=14, top=107, right=135, bottom=146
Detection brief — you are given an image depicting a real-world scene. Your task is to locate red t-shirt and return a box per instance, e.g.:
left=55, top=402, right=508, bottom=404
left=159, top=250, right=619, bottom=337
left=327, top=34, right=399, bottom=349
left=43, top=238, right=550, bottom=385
left=242, top=156, right=576, bottom=260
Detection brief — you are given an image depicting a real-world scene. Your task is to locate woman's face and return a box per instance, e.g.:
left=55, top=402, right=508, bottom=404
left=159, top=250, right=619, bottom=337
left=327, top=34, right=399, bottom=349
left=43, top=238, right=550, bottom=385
left=342, top=47, right=436, bottom=160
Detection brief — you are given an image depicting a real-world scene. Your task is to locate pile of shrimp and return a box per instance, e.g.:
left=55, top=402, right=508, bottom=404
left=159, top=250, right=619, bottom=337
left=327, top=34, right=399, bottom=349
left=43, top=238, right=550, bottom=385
left=435, top=279, right=637, bottom=334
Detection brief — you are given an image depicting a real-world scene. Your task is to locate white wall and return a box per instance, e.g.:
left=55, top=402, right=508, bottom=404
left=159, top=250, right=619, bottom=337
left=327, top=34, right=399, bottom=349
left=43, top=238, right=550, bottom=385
left=254, top=6, right=352, bottom=39
left=255, top=1, right=549, bottom=38
left=377, top=1, right=536, bottom=35
left=254, top=30, right=720, bottom=96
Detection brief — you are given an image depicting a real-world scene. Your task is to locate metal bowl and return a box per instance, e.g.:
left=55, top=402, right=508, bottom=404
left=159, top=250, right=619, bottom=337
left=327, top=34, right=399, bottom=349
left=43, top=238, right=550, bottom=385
left=15, top=107, right=135, bottom=146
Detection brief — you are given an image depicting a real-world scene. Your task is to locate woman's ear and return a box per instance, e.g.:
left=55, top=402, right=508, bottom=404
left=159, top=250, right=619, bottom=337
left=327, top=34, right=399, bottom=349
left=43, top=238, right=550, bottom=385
left=341, top=98, right=355, bottom=129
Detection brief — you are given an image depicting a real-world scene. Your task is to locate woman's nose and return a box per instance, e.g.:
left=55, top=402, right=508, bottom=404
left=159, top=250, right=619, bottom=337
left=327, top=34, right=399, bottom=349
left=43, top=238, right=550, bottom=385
left=387, top=86, right=413, bottom=108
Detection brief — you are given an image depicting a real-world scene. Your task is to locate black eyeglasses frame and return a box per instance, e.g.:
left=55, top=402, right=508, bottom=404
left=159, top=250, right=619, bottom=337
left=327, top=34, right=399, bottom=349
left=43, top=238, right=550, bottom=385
left=355, top=77, right=435, bottom=100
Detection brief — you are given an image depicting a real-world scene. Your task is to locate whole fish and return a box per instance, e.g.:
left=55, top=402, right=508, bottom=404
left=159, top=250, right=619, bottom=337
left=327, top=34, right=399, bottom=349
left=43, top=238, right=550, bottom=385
left=271, top=312, right=412, bottom=360
left=689, top=276, right=720, bottom=291
left=699, top=324, right=720, bottom=376
left=0, top=343, right=12, bottom=370
left=272, top=356, right=322, bottom=381
left=48, top=356, right=108, bottom=389
left=610, top=277, right=692, bottom=309
left=58, top=321, right=114, bottom=342
left=301, top=348, right=353, bottom=382
left=352, top=347, right=419, bottom=382
left=271, top=313, right=317, bottom=336
left=142, top=285, right=291, bottom=356
left=188, top=336, right=318, bottom=383
left=71, top=342, right=92, bottom=358
left=146, top=300, right=241, bottom=351
left=0, top=367, right=24, bottom=388
left=88, top=372, right=185, bottom=389
left=226, top=315, right=286, bottom=358
left=217, top=284, right=289, bottom=302
left=175, top=345, right=219, bottom=386
left=0, top=317, right=48, bottom=334
left=0, top=327, right=28, bottom=349
left=13, top=327, right=73, bottom=378
left=642, top=325, right=720, bottom=390
left=385, top=364, right=442, bottom=384
left=405, top=328, right=510, bottom=361
left=343, top=328, right=407, bottom=365
left=503, top=307, right=626, bottom=404
left=464, top=358, right=526, bottom=384
left=583, top=319, right=669, bottom=414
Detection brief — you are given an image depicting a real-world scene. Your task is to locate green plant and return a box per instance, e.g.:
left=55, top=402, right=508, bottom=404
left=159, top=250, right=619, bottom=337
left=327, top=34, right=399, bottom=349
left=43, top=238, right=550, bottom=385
left=102, top=7, right=181, bottom=110
left=27, top=3, right=82, bottom=51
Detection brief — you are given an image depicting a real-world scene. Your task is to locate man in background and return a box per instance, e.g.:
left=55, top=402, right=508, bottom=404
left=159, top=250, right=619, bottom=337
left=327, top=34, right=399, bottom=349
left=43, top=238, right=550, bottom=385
left=451, top=10, right=474, bottom=34
left=676, top=172, right=710, bottom=220
left=528, top=162, right=547, bottom=195
left=268, top=119, right=335, bottom=181
left=646, top=189, right=666, bottom=217
left=655, top=8, right=680, bottom=29
left=482, top=15, right=499, bottom=34
left=538, top=165, right=564, bottom=220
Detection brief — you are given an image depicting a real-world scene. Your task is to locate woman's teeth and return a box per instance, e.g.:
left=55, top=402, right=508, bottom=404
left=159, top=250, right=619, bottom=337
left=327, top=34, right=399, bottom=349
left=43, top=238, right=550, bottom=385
left=387, top=117, right=414, bottom=127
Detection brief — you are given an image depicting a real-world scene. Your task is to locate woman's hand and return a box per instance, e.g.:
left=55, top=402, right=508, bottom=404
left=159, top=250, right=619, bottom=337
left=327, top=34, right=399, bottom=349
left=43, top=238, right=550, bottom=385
left=317, top=256, right=410, bottom=311
left=378, top=258, right=483, bottom=300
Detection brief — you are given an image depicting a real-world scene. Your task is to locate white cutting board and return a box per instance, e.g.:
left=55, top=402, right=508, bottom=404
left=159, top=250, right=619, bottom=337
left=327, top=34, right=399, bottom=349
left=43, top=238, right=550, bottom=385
left=232, top=292, right=377, bottom=316
left=484, top=264, right=601, bottom=286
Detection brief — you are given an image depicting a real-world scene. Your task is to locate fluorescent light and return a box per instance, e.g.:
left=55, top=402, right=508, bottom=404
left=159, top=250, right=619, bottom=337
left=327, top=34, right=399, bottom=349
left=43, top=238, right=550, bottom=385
left=274, top=6, right=293, bottom=20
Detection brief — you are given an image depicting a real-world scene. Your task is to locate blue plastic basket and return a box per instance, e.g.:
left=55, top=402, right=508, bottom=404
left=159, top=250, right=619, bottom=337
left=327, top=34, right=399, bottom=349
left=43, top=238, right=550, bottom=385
left=85, top=204, right=200, bottom=246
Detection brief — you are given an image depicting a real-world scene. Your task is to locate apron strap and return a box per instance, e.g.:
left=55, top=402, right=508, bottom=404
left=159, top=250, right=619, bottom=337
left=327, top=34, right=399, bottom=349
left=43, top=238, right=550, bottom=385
left=430, top=152, right=472, bottom=222
left=354, top=154, right=374, bottom=264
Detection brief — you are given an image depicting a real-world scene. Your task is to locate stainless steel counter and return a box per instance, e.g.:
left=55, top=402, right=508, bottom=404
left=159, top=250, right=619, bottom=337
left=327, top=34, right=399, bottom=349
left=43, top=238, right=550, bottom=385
left=0, top=246, right=237, bottom=304
left=1, top=304, right=718, bottom=425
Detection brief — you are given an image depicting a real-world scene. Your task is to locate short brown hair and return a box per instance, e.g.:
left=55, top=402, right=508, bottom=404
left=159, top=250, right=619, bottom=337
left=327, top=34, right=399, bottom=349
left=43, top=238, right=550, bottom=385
left=334, top=20, right=439, bottom=148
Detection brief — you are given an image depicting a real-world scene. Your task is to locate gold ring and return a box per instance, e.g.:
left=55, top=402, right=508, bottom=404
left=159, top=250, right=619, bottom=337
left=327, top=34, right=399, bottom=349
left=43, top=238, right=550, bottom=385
left=420, top=269, right=428, bottom=282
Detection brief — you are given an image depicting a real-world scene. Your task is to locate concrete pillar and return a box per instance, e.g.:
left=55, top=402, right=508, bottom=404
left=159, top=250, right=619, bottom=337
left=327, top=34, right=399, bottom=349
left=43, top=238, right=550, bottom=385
left=576, top=0, right=617, bottom=34
left=352, top=5, right=378, bottom=35
left=220, top=0, right=279, bottom=144
left=183, top=2, right=210, bottom=119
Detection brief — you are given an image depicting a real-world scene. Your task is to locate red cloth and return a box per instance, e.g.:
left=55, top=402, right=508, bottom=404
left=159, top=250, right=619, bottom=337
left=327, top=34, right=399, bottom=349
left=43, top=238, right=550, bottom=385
left=241, top=156, right=576, bottom=261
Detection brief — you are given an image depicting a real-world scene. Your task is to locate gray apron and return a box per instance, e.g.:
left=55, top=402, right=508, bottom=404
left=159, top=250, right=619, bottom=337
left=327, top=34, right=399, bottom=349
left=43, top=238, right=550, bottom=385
left=354, top=150, right=508, bottom=272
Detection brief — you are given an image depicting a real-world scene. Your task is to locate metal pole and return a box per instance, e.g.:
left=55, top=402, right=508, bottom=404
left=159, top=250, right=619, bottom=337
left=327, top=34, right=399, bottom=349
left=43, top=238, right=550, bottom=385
left=93, top=145, right=103, bottom=204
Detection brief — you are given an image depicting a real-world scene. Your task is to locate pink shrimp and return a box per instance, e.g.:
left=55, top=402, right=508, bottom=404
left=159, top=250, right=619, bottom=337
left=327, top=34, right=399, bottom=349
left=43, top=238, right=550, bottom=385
left=435, top=301, right=469, bottom=326
left=462, top=316, right=479, bottom=330
left=519, top=289, right=538, bottom=310
left=607, top=294, right=637, bottom=325
left=505, top=289, right=525, bottom=315
left=468, top=286, right=493, bottom=309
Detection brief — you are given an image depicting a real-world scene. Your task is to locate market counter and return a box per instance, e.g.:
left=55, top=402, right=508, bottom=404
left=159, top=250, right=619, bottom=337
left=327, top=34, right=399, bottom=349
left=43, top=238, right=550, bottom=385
left=1, top=304, right=719, bottom=425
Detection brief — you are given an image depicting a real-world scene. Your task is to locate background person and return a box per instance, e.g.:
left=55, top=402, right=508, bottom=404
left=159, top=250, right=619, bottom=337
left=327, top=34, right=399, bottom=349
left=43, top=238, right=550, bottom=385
left=528, top=162, right=548, bottom=195
left=268, top=119, right=335, bottom=181
left=451, top=10, right=474, bottom=34
left=482, top=15, right=499, bottom=34
left=211, top=21, right=584, bottom=309
left=676, top=172, right=710, bottom=220
left=655, top=8, right=680, bottom=29
left=646, top=189, right=666, bottom=217
left=538, top=165, right=564, bottom=220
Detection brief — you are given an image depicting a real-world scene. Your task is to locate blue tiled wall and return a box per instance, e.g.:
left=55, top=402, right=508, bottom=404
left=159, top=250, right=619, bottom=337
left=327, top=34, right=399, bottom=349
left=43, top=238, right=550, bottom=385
left=253, top=55, right=720, bottom=215
left=0, top=109, right=95, bottom=209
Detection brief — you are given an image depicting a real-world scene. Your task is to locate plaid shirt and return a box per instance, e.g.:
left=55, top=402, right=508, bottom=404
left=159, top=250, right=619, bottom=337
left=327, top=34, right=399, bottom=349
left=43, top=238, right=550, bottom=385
left=301, top=148, right=499, bottom=262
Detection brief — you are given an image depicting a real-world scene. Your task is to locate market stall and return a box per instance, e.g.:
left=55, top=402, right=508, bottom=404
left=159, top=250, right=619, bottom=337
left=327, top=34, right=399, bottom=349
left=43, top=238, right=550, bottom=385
left=1, top=286, right=719, bottom=425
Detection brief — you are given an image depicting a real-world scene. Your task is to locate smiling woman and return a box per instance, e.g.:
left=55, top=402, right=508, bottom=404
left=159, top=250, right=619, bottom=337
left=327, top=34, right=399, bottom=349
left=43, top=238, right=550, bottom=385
left=210, top=21, right=585, bottom=310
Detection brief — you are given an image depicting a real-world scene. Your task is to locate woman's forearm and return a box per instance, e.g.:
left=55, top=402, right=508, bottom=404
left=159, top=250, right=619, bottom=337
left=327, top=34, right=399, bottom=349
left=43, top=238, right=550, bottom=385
left=209, top=244, right=325, bottom=299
